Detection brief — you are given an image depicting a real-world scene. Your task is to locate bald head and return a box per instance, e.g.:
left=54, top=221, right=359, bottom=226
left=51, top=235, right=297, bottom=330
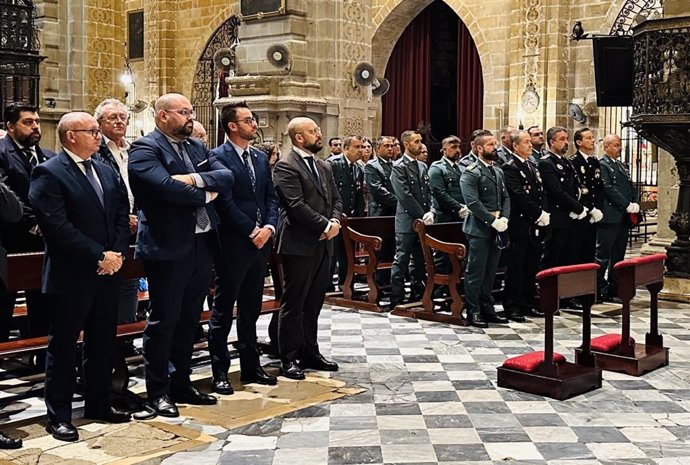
left=154, top=93, right=194, bottom=140
left=603, top=134, right=622, bottom=159
left=287, top=117, right=323, bottom=153
left=57, top=111, right=102, bottom=159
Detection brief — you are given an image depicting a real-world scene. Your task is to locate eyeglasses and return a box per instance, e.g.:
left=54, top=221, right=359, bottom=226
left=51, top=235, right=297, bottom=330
left=234, top=117, right=257, bottom=125
left=70, top=128, right=101, bottom=138
left=104, top=113, right=129, bottom=123
left=301, top=127, right=322, bottom=136
left=166, top=108, right=196, bottom=119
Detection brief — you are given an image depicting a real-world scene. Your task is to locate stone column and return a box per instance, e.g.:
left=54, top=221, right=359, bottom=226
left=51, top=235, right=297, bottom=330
left=144, top=0, right=177, bottom=102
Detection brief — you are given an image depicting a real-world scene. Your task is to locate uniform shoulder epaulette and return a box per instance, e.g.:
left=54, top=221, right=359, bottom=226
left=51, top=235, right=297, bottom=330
left=466, top=162, right=479, bottom=172
left=505, top=158, right=515, bottom=166
left=542, top=153, right=551, bottom=159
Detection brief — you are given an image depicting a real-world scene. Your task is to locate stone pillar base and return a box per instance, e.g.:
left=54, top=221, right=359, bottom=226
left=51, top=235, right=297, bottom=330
left=660, top=276, right=690, bottom=303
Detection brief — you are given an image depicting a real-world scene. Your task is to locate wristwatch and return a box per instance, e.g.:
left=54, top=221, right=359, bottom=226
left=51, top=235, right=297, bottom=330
left=99, top=253, right=106, bottom=262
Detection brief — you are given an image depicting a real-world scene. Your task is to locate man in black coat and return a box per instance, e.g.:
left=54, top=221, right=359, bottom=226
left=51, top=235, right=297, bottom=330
left=30, top=112, right=132, bottom=441
left=273, top=117, right=342, bottom=380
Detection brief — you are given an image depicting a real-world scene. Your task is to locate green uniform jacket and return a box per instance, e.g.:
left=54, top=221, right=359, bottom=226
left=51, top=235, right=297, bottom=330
left=390, top=155, right=431, bottom=234
left=460, top=161, right=510, bottom=239
left=599, top=155, right=638, bottom=224
left=428, top=157, right=465, bottom=223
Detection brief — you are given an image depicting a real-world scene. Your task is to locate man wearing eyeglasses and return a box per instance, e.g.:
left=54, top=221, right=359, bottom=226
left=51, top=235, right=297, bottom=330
left=207, top=102, right=279, bottom=394
left=273, top=117, right=342, bottom=380
left=29, top=112, right=132, bottom=441
left=128, top=93, right=233, bottom=418
left=0, top=103, right=56, bottom=349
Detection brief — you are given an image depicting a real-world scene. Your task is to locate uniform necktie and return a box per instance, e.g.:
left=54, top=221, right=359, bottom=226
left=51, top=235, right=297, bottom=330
left=382, top=160, right=392, bottom=178
left=177, top=141, right=210, bottom=230
left=23, top=147, right=39, bottom=168
left=305, top=156, right=320, bottom=181
left=452, top=163, right=461, bottom=175
left=81, top=160, right=104, bottom=207
left=242, top=150, right=262, bottom=224
left=488, top=164, right=496, bottom=177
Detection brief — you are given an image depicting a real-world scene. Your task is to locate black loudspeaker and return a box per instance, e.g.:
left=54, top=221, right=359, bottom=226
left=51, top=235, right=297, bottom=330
left=593, top=36, right=634, bottom=107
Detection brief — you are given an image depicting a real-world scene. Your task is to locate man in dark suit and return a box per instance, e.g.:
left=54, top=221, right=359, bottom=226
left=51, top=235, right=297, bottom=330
left=207, top=102, right=279, bottom=394
left=0, top=178, right=23, bottom=449
left=0, top=103, right=56, bottom=343
left=328, top=135, right=365, bottom=288
left=495, top=125, right=516, bottom=167
left=273, top=117, right=343, bottom=380
left=128, top=93, right=233, bottom=417
left=365, top=136, right=397, bottom=216
left=596, top=134, right=639, bottom=301
left=502, top=131, right=549, bottom=322
left=539, top=126, right=588, bottom=271
left=459, top=129, right=491, bottom=172
left=390, top=130, right=434, bottom=308
left=569, top=127, right=604, bottom=265
left=29, top=112, right=132, bottom=441
left=460, top=132, right=510, bottom=328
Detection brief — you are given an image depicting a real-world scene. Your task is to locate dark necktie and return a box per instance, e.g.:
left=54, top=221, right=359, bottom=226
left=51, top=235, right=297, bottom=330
left=409, top=158, right=420, bottom=177
left=305, top=156, right=320, bottom=181
left=82, top=160, right=104, bottom=207
left=488, top=164, right=496, bottom=177
left=382, top=160, right=392, bottom=178
left=177, top=141, right=210, bottom=230
left=242, top=150, right=262, bottom=224
left=451, top=163, right=461, bottom=175
left=23, top=147, right=39, bottom=169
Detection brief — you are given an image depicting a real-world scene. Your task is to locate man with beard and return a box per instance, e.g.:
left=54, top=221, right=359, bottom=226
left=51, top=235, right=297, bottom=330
left=128, top=93, right=233, bottom=417
left=527, top=126, right=548, bottom=164
left=460, top=129, right=492, bottom=172
left=273, top=117, right=342, bottom=380
left=495, top=125, right=516, bottom=166
left=208, top=102, right=279, bottom=394
left=0, top=103, right=56, bottom=344
left=389, top=130, right=434, bottom=309
left=539, top=126, right=588, bottom=272
left=460, top=132, right=510, bottom=328
left=502, top=131, right=549, bottom=322
left=570, top=128, right=603, bottom=266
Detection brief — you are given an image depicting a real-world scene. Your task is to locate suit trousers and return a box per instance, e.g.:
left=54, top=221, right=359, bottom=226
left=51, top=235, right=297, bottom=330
left=391, top=232, right=425, bottom=301
left=209, top=243, right=268, bottom=380
left=503, top=235, right=541, bottom=314
left=117, top=278, right=140, bottom=324
left=541, top=227, right=573, bottom=270
left=143, top=233, right=212, bottom=398
left=596, top=222, right=629, bottom=298
left=45, top=276, right=119, bottom=423
left=0, top=290, right=52, bottom=342
left=571, top=219, right=597, bottom=265
left=464, top=235, right=501, bottom=317
left=278, top=243, right=331, bottom=362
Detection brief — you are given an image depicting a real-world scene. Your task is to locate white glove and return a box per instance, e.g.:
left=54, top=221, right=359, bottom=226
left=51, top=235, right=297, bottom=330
left=625, top=202, right=640, bottom=214
left=569, top=211, right=579, bottom=220
left=589, top=208, right=603, bottom=223
left=536, top=210, right=550, bottom=227
left=491, top=217, right=508, bottom=233
left=422, top=211, right=435, bottom=225
left=458, top=205, right=470, bottom=219
left=576, top=207, right=589, bottom=220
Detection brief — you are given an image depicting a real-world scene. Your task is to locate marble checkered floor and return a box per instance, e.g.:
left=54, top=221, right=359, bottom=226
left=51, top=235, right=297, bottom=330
left=3, top=290, right=690, bottom=464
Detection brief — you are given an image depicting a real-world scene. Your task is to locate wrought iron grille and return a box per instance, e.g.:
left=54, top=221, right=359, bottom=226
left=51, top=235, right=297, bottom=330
left=611, top=0, right=664, bottom=36
left=190, top=16, right=240, bottom=149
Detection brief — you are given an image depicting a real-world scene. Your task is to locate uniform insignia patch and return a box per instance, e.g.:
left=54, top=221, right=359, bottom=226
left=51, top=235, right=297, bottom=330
left=557, top=164, right=564, bottom=170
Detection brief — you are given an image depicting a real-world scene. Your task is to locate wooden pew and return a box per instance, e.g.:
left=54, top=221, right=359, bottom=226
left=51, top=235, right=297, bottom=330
left=497, top=263, right=602, bottom=400
left=391, top=220, right=467, bottom=326
left=327, top=215, right=395, bottom=312
left=575, top=253, right=669, bottom=376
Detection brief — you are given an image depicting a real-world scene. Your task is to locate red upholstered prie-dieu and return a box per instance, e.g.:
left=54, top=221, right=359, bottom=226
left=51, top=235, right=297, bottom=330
left=614, top=253, right=667, bottom=270
left=502, top=351, right=567, bottom=373
left=536, top=263, right=600, bottom=280
left=588, top=334, right=635, bottom=353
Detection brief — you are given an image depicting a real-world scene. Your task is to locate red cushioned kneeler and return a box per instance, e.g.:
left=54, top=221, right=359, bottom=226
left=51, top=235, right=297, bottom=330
left=575, top=254, right=669, bottom=376
left=503, top=351, right=567, bottom=373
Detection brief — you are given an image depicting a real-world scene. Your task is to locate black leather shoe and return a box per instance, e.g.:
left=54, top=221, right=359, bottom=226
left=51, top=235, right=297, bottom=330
left=607, top=296, right=623, bottom=304
left=241, top=367, right=278, bottom=385
left=485, top=313, right=509, bottom=324
left=467, top=314, right=488, bottom=328
left=389, top=299, right=404, bottom=311
left=506, top=312, right=526, bottom=322
left=84, top=407, right=131, bottom=423
left=212, top=376, right=234, bottom=395
left=523, top=308, right=545, bottom=318
left=46, top=422, right=78, bottom=442
left=299, top=354, right=339, bottom=371
left=561, top=298, right=584, bottom=310
left=280, top=360, right=305, bottom=380
left=171, top=384, right=217, bottom=405
left=147, top=394, right=179, bottom=417
left=0, top=432, right=21, bottom=449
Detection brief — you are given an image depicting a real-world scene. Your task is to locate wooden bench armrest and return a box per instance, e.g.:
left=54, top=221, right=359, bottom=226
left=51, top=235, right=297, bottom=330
left=426, top=236, right=466, bottom=260
left=346, top=228, right=383, bottom=253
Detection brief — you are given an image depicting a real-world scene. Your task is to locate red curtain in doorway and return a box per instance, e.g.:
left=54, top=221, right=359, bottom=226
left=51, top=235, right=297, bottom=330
left=456, top=21, right=484, bottom=145
left=381, top=7, right=432, bottom=140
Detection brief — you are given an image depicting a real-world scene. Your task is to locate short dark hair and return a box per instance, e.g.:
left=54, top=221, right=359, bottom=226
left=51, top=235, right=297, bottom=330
left=329, top=137, right=342, bottom=146
left=4, top=102, right=39, bottom=125
left=343, top=135, right=363, bottom=149
left=526, top=125, right=541, bottom=136
left=219, top=101, right=250, bottom=135
left=573, top=127, right=592, bottom=145
left=546, top=126, right=568, bottom=147
left=400, top=130, right=419, bottom=145
left=470, top=129, right=491, bottom=140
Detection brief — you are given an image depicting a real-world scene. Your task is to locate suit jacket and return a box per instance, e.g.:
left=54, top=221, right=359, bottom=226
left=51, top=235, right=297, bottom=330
left=328, top=155, right=365, bottom=217
left=364, top=157, right=396, bottom=216
left=128, top=129, right=233, bottom=260
left=570, top=151, right=603, bottom=212
left=496, top=145, right=512, bottom=167
left=209, top=142, right=279, bottom=258
left=273, top=149, right=343, bottom=256
left=0, top=136, right=56, bottom=252
left=428, top=157, right=465, bottom=223
left=0, top=179, right=23, bottom=292
left=503, top=154, right=544, bottom=238
left=599, top=155, right=638, bottom=224
left=460, top=161, right=510, bottom=239
left=538, top=152, right=584, bottom=229
left=390, top=155, right=431, bottom=234
left=28, top=151, right=130, bottom=293
left=94, top=138, right=132, bottom=213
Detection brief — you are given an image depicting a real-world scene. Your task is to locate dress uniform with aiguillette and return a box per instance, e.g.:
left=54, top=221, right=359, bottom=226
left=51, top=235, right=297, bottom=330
left=570, top=150, right=603, bottom=263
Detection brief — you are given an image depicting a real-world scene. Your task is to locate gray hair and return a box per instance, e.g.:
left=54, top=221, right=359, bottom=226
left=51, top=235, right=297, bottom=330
left=511, top=130, right=530, bottom=147
left=94, top=98, right=127, bottom=121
